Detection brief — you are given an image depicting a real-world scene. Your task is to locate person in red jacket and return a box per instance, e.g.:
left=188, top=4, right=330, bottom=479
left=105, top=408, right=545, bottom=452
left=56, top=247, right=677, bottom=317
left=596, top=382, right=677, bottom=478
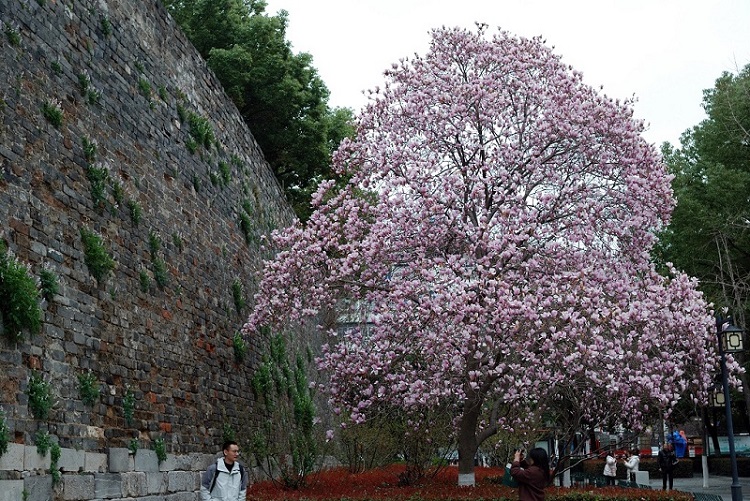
left=510, top=447, right=551, bottom=501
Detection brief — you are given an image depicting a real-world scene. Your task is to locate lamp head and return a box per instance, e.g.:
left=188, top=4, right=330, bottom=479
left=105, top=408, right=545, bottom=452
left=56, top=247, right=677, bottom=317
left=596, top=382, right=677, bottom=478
left=721, top=323, right=745, bottom=353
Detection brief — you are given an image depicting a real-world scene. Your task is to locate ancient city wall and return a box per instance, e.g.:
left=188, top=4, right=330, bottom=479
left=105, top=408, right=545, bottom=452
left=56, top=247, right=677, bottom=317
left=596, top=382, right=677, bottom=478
left=0, top=0, right=296, bottom=498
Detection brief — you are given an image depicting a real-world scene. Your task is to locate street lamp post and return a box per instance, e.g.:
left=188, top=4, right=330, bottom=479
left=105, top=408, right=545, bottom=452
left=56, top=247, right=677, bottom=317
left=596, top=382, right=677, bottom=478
left=715, top=316, right=745, bottom=501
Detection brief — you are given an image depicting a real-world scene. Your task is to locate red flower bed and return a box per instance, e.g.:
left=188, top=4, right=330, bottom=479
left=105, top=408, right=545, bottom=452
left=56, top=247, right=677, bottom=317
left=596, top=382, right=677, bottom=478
left=247, top=464, right=693, bottom=501
left=248, top=465, right=509, bottom=500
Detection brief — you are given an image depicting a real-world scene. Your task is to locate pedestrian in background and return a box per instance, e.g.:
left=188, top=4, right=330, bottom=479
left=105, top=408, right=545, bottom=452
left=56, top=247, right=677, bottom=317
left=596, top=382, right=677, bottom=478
left=657, top=442, right=678, bottom=490
left=622, top=449, right=640, bottom=482
left=602, top=448, right=617, bottom=486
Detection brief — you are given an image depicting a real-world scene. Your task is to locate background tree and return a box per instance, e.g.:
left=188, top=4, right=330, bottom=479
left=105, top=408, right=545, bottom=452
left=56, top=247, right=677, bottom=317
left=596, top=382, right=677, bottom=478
left=162, top=0, right=354, bottom=220
left=656, top=63, right=750, bottom=433
left=244, top=26, right=718, bottom=486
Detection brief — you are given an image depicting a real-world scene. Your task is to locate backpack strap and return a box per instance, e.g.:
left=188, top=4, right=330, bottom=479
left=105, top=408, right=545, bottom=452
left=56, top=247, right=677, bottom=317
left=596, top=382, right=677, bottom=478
left=211, top=463, right=246, bottom=492
left=239, top=463, right=248, bottom=489
left=209, top=466, right=220, bottom=493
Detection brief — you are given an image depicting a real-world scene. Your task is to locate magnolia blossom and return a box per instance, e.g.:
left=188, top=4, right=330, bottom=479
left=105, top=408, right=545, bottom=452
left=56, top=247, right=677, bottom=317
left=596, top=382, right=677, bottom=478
left=244, top=26, right=717, bottom=485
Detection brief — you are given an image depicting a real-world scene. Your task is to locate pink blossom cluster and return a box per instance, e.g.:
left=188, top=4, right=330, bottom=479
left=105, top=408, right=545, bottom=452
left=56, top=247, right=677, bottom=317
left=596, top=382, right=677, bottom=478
left=243, top=26, right=717, bottom=448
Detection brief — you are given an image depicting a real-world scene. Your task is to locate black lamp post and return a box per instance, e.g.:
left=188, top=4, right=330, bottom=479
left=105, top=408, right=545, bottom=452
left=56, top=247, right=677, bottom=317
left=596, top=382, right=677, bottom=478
left=715, top=316, right=745, bottom=501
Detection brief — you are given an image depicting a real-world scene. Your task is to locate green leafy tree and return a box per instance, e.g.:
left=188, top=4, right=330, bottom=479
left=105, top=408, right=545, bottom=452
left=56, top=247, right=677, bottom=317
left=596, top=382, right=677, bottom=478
left=162, top=0, right=355, bottom=220
left=656, top=63, right=750, bottom=430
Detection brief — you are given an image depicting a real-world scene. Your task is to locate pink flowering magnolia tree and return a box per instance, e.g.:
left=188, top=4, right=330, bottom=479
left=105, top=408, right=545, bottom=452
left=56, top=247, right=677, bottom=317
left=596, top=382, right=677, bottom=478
left=244, top=26, right=718, bottom=485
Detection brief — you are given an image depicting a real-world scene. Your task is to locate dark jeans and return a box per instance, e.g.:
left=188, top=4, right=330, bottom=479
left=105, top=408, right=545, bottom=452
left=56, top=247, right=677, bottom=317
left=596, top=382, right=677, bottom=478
left=662, top=471, right=674, bottom=490
left=605, top=476, right=616, bottom=486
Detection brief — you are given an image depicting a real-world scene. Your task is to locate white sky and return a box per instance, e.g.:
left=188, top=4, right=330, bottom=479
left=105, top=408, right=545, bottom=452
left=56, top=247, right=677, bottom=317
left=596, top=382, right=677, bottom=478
left=263, top=0, right=750, bottom=147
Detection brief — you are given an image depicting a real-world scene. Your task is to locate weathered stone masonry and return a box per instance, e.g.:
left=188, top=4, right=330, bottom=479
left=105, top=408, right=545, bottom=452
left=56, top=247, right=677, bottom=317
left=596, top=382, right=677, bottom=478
left=0, top=0, right=296, bottom=498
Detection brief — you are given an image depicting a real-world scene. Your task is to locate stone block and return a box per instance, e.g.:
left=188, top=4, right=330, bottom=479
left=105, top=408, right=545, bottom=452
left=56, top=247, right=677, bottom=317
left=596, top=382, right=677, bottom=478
left=24, top=474, right=53, bottom=501
left=61, top=473, right=95, bottom=501
left=59, top=447, right=85, bottom=472
left=107, top=448, right=132, bottom=472
left=0, top=480, right=24, bottom=501
left=84, top=452, right=107, bottom=473
left=159, top=454, right=176, bottom=472
left=634, top=470, right=650, bottom=486
left=172, top=453, right=213, bottom=471
left=24, top=445, right=52, bottom=471
left=94, top=473, right=122, bottom=499
left=165, top=492, right=199, bottom=501
left=146, top=471, right=167, bottom=494
left=168, top=470, right=198, bottom=493
left=0, top=443, right=24, bottom=471
left=121, top=471, right=147, bottom=497
left=134, top=448, right=159, bottom=472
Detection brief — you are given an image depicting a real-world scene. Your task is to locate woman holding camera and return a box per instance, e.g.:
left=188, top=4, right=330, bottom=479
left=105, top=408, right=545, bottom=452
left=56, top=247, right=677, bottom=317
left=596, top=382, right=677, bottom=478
left=510, top=447, right=551, bottom=501
left=622, top=449, right=640, bottom=482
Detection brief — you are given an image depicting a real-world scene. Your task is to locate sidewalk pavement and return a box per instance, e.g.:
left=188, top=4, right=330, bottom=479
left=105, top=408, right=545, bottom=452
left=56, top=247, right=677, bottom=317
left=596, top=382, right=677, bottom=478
left=667, top=474, right=750, bottom=501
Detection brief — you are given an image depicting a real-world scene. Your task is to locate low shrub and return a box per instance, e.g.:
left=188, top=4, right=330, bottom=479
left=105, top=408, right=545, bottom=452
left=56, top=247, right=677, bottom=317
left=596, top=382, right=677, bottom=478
left=247, top=465, right=692, bottom=501
left=708, top=455, right=750, bottom=476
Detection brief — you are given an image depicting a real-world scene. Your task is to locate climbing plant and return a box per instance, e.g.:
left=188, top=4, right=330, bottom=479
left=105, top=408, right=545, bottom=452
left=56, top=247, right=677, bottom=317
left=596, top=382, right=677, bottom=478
left=250, top=332, right=319, bottom=489
left=0, top=242, right=42, bottom=342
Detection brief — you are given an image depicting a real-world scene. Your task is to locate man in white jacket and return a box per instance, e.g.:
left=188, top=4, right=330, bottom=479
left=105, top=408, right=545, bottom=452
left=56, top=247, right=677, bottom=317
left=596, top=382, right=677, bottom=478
left=200, top=441, right=248, bottom=501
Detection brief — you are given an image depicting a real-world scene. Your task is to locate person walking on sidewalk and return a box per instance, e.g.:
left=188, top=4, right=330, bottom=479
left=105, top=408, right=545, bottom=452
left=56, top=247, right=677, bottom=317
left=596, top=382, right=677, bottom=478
left=657, top=442, right=678, bottom=490
left=200, top=441, right=249, bottom=501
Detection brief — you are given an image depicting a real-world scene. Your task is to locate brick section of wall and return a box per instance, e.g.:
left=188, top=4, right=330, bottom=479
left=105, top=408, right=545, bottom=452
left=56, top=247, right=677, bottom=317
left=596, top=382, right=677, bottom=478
left=0, top=0, right=295, bottom=456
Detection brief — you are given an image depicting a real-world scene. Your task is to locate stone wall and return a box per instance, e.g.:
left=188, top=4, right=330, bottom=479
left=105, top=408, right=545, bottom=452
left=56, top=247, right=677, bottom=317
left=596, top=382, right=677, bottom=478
left=0, top=0, right=297, bottom=497
left=0, top=443, right=215, bottom=501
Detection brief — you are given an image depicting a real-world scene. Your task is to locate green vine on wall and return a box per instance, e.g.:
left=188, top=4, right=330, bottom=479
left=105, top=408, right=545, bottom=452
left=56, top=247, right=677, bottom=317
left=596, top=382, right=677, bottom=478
left=39, top=265, right=59, bottom=302
left=86, top=163, right=110, bottom=212
left=251, top=332, right=319, bottom=489
left=233, top=331, right=247, bottom=363
left=186, top=111, right=215, bottom=150
left=50, top=443, right=61, bottom=484
left=127, top=199, right=142, bottom=226
left=80, top=227, right=115, bottom=283
left=231, top=279, right=245, bottom=314
left=0, top=242, right=42, bottom=342
left=0, top=410, right=9, bottom=457
left=41, top=99, right=63, bottom=128
left=27, top=372, right=52, bottom=420
left=239, top=200, right=256, bottom=245
left=77, top=370, right=100, bottom=406
left=3, top=21, right=21, bottom=46
left=123, top=387, right=135, bottom=427
left=154, top=437, right=167, bottom=463
left=35, top=430, right=51, bottom=456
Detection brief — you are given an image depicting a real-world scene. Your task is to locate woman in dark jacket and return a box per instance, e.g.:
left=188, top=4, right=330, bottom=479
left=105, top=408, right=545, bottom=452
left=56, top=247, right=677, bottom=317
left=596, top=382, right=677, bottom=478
left=510, top=447, right=551, bottom=501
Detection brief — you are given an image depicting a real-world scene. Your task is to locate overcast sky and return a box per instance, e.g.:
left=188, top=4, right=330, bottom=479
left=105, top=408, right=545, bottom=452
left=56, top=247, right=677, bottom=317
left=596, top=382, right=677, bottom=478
left=263, top=0, right=750, bottom=147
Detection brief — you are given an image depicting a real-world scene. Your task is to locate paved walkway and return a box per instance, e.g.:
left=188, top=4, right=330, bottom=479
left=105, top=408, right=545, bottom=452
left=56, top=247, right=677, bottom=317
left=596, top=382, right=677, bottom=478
left=666, top=475, right=750, bottom=501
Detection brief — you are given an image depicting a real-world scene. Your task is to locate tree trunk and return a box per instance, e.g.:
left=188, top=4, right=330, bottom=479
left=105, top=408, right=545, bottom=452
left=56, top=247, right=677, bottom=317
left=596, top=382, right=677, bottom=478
left=704, top=409, right=721, bottom=454
left=457, top=402, right=480, bottom=486
left=458, top=415, right=478, bottom=485
left=740, top=359, right=750, bottom=429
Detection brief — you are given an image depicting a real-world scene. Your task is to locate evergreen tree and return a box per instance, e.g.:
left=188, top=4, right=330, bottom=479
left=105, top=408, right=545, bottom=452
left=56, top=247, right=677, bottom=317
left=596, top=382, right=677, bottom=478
left=163, top=0, right=354, bottom=220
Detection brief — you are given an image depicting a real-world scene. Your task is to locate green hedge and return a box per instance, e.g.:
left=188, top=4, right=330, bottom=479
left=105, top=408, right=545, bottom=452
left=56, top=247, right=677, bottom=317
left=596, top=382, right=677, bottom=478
left=707, top=456, right=750, bottom=476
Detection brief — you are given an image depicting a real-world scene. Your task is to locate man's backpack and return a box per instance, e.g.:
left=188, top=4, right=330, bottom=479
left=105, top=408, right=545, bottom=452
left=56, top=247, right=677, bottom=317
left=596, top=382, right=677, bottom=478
left=209, top=463, right=247, bottom=493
